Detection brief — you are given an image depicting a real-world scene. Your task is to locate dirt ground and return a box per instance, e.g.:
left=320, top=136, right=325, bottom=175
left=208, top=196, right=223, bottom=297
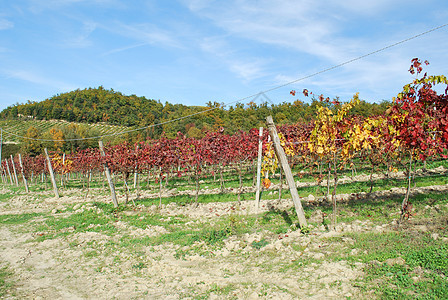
left=0, top=182, right=447, bottom=299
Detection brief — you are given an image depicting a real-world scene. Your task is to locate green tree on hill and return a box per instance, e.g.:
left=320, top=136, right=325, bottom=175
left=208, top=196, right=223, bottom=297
left=22, top=126, right=43, bottom=156
left=1, top=87, right=392, bottom=141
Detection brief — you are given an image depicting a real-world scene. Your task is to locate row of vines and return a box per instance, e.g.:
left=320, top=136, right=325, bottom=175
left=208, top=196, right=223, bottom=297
left=1, top=59, right=448, bottom=222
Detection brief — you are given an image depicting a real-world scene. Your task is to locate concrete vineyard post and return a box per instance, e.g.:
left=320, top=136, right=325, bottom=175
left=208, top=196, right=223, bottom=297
left=98, top=140, right=119, bottom=208
left=18, top=154, right=29, bottom=193
left=10, top=155, right=19, bottom=187
left=44, top=148, right=59, bottom=198
left=5, top=159, right=13, bottom=185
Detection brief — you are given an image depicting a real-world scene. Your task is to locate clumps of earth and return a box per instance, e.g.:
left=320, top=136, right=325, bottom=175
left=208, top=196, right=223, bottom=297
left=0, top=181, right=447, bottom=299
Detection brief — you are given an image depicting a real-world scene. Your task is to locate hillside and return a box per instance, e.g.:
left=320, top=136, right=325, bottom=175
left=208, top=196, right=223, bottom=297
left=0, top=86, right=168, bottom=127
left=0, top=118, right=129, bottom=159
left=0, top=119, right=128, bottom=144
left=0, top=86, right=391, bottom=141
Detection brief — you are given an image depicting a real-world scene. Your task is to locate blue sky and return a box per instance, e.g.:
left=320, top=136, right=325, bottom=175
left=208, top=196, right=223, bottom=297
left=1, top=0, right=448, bottom=111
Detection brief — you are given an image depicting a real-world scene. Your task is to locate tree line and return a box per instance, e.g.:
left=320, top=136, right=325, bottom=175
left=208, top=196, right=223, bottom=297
left=0, top=86, right=391, bottom=149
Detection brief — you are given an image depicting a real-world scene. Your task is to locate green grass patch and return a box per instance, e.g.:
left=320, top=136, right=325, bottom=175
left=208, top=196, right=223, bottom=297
left=132, top=262, right=146, bottom=270
left=251, top=238, right=269, bottom=250
left=260, top=207, right=298, bottom=234
left=0, top=192, right=14, bottom=202
left=36, top=209, right=117, bottom=240
left=0, top=266, right=13, bottom=298
left=342, top=230, right=448, bottom=299
left=179, top=282, right=238, bottom=299
left=131, top=225, right=233, bottom=248
left=0, top=213, right=42, bottom=225
left=137, top=192, right=252, bottom=206
left=125, top=210, right=303, bottom=258
left=120, top=213, right=186, bottom=230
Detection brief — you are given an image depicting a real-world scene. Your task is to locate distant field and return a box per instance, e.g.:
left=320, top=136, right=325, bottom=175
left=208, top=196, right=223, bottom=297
left=0, top=119, right=129, bottom=143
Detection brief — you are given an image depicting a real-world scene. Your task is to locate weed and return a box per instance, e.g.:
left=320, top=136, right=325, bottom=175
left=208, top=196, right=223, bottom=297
left=120, top=213, right=185, bottom=231
left=0, top=193, right=14, bottom=202
left=84, top=250, right=99, bottom=258
left=205, top=283, right=237, bottom=298
left=300, top=226, right=311, bottom=234
left=0, top=213, right=41, bottom=225
left=36, top=209, right=116, bottom=240
left=260, top=209, right=297, bottom=235
left=407, top=243, right=448, bottom=275
left=132, top=262, right=146, bottom=270
left=251, top=239, right=269, bottom=250
left=0, top=266, right=13, bottom=298
left=343, top=230, right=448, bottom=299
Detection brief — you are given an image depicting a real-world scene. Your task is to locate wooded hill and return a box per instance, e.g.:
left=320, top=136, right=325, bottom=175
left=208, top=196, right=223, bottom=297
left=0, top=86, right=391, bottom=140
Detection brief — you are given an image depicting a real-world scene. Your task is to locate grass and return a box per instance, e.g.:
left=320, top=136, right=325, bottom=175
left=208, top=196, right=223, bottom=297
left=49, top=201, right=307, bottom=259
left=0, top=213, right=42, bottom=225
left=35, top=208, right=118, bottom=241
left=0, top=119, right=127, bottom=143
left=0, top=193, right=14, bottom=202
left=345, top=231, right=448, bottom=299
left=138, top=192, right=241, bottom=206
left=0, top=266, right=13, bottom=298
left=5, top=156, right=445, bottom=210
left=0, top=159, right=447, bottom=298
left=315, top=192, right=448, bottom=299
left=180, top=282, right=238, bottom=299
left=251, top=238, right=269, bottom=250
left=118, top=215, right=248, bottom=258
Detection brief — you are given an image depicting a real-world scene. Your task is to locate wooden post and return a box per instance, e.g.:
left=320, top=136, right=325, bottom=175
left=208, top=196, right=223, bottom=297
left=5, top=159, right=13, bottom=185
left=98, top=140, right=118, bottom=208
left=255, top=127, right=263, bottom=210
left=18, top=154, right=29, bottom=193
left=44, top=148, right=59, bottom=198
left=10, top=155, right=19, bottom=187
left=266, top=116, right=307, bottom=228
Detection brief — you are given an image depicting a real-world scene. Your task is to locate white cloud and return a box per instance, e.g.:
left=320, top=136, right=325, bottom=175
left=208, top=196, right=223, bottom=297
left=28, top=0, right=125, bottom=13
left=200, top=36, right=269, bottom=81
left=0, top=19, right=13, bottom=30
left=273, top=52, right=416, bottom=102
left=62, top=21, right=97, bottom=48
left=109, top=22, right=183, bottom=49
left=182, top=0, right=213, bottom=11
left=331, top=0, right=411, bottom=16
left=4, top=69, right=77, bottom=91
left=187, top=0, right=366, bottom=79
left=102, top=42, right=149, bottom=56
left=184, top=0, right=447, bottom=102
left=229, top=59, right=267, bottom=82
left=185, top=0, right=430, bottom=65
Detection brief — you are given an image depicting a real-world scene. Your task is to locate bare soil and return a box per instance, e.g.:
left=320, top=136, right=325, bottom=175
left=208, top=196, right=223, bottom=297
left=0, top=182, right=447, bottom=299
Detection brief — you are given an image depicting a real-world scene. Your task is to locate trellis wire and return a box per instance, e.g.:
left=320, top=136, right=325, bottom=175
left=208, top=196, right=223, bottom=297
left=1, top=22, right=447, bottom=143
